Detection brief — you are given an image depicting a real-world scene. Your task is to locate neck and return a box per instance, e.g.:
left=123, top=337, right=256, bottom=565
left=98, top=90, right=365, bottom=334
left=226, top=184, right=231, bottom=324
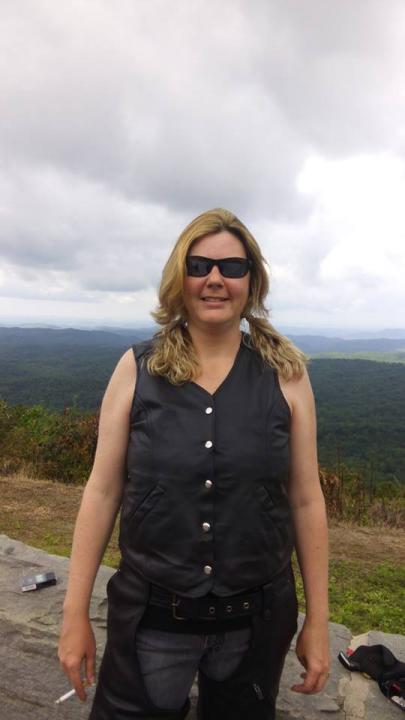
left=186, top=321, right=243, bottom=361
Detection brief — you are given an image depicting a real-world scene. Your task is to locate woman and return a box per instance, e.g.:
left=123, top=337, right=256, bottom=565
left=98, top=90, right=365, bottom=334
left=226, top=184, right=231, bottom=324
left=59, top=208, right=330, bottom=719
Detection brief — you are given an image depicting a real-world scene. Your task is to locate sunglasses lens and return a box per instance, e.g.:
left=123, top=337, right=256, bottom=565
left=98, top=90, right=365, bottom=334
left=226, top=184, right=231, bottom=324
left=186, top=257, right=211, bottom=276
left=219, top=259, right=249, bottom=278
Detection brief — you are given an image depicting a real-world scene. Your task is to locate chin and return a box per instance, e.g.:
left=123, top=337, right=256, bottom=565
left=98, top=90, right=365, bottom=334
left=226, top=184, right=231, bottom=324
left=196, top=314, right=238, bottom=328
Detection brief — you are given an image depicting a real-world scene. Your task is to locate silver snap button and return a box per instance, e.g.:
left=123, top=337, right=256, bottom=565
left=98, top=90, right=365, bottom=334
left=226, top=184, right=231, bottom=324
left=205, top=479, right=213, bottom=489
left=202, top=522, right=211, bottom=532
left=203, top=565, right=212, bottom=575
left=209, top=606, right=216, bottom=614
left=205, top=440, right=213, bottom=449
left=226, top=605, right=233, bottom=613
left=243, top=601, right=250, bottom=609
left=205, top=407, right=213, bottom=414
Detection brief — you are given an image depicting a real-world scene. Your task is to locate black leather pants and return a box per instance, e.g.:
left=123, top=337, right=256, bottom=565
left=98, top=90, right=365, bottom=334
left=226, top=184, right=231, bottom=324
left=89, top=565, right=298, bottom=720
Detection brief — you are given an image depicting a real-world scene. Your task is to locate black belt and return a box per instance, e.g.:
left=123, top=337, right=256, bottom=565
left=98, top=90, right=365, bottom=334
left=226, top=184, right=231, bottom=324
left=148, top=584, right=267, bottom=621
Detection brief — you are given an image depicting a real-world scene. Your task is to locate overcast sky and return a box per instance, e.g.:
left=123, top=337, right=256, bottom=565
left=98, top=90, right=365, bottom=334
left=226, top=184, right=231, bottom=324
left=1, top=0, right=405, bottom=333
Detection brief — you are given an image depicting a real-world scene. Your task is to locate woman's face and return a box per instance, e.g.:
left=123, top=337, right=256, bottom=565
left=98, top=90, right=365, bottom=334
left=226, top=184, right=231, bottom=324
left=183, top=230, right=250, bottom=331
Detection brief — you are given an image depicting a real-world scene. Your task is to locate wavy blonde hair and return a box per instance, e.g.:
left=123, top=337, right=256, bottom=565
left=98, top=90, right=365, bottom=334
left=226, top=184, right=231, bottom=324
left=147, top=208, right=307, bottom=383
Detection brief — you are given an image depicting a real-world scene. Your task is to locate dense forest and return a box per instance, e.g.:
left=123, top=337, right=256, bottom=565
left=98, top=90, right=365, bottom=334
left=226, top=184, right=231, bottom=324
left=309, top=359, right=405, bottom=484
left=0, top=327, right=145, bottom=409
left=1, top=327, right=405, bottom=484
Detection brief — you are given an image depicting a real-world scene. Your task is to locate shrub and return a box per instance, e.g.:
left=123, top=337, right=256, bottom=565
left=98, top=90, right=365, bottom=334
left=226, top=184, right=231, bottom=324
left=0, top=399, right=98, bottom=484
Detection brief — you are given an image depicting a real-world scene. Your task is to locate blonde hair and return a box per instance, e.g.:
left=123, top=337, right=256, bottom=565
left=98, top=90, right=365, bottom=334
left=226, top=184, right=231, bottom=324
left=147, top=208, right=307, bottom=383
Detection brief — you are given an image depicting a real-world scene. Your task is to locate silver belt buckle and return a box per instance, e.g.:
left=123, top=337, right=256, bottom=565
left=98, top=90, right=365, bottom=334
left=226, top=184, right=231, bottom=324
left=171, top=594, right=187, bottom=620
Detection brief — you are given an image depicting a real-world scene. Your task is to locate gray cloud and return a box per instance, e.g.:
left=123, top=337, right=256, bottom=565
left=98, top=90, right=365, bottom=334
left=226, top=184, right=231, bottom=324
left=1, top=0, right=405, bottom=328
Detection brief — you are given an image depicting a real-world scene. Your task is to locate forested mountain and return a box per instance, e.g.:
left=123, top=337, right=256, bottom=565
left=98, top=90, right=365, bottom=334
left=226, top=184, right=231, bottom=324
left=0, top=327, right=150, bottom=409
left=1, top=327, right=405, bottom=483
left=309, top=359, right=405, bottom=483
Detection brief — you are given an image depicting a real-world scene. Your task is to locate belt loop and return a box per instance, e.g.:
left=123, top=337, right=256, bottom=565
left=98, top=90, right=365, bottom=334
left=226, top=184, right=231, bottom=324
left=171, top=593, right=186, bottom=621
left=261, top=580, right=273, bottom=615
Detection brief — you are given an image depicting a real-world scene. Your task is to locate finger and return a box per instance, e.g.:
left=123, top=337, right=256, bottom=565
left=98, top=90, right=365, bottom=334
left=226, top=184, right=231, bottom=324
left=313, top=671, right=331, bottom=694
left=292, top=671, right=330, bottom=695
left=291, top=668, right=321, bottom=694
left=59, top=650, right=88, bottom=702
left=85, top=651, right=96, bottom=687
left=67, top=668, right=87, bottom=702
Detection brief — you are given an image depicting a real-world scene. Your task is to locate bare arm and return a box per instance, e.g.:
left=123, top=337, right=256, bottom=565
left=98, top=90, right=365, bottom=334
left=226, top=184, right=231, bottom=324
left=280, top=367, right=330, bottom=694
left=58, top=348, right=136, bottom=699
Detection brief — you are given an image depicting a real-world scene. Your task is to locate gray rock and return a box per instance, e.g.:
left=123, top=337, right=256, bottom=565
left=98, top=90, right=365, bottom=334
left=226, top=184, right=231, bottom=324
left=1, top=534, right=404, bottom=719
left=276, top=616, right=349, bottom=719
left=0, top=535, right=111, bottom=720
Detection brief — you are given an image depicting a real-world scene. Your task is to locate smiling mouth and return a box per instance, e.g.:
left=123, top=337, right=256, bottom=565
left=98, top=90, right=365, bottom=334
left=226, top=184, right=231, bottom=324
left=201, top=297, right=228, bottom=302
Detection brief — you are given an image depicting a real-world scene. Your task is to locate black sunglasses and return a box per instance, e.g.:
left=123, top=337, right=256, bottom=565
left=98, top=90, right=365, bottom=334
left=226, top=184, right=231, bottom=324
left=185, top=255, right=252, bottom=278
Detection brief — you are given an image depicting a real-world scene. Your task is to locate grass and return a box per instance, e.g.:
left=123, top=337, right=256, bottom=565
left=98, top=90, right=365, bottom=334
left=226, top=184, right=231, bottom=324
left=293, top=555, right=405, bottom=635
left=1, top=473, right=404, bottom=636
left=329, top=560, right=405, bottom=634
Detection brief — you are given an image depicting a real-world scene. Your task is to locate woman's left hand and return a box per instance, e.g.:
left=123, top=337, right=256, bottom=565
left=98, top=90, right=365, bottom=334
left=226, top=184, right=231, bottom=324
left=291, top=616, right=330, bottom=694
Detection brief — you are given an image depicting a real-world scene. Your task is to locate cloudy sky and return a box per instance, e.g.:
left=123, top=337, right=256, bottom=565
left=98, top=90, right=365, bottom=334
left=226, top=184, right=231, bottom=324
left=1, top=0, right=405, bottom=333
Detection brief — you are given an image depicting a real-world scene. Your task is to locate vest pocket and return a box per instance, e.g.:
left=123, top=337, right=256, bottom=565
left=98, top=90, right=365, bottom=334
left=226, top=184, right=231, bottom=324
left=126, top=484, right=166, bottom=532
left=256, top=484, right=276, bottom=512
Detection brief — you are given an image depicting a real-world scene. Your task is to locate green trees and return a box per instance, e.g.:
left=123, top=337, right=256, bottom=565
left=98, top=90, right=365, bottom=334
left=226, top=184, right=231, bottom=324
left=1, top=397, right=403, bottom=525
left=0, top=400, right=98, bottom=483
left=309, top=359, right=405, bottom=484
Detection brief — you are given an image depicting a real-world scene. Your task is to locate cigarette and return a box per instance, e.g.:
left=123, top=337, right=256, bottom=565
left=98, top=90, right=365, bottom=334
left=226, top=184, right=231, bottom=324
left=55, top=687, right=77, bottom=704
left=55, top=680, right=92, bottom=704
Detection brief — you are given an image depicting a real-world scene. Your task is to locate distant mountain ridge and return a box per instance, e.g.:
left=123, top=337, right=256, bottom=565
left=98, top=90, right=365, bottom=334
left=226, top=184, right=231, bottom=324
left=0, top=326, right=150, bottom=347
left=1, top=326, right=405, bottom=355
left=290, top=335, right=405, bottom=354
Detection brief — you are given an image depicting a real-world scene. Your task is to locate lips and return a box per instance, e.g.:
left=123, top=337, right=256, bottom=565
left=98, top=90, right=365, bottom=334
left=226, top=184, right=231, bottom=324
left=201, top=297, right=228, bottom=302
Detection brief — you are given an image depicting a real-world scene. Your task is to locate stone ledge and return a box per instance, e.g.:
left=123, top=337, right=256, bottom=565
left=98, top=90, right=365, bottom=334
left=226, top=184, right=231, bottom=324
left=0, top=535, right=403, bottom=719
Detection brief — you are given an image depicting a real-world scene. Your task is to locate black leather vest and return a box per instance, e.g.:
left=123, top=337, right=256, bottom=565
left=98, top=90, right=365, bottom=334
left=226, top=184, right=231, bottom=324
left=120, top=333, right=294, bottom=597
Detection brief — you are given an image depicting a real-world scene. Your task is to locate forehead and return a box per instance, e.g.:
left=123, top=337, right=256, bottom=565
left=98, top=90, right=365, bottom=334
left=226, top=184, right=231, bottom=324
left=190, top=230, right=246, bottom=258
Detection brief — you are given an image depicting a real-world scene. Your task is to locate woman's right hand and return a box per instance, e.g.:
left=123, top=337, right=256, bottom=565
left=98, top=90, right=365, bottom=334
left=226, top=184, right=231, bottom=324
left=58, top=613, right=96, bottom=701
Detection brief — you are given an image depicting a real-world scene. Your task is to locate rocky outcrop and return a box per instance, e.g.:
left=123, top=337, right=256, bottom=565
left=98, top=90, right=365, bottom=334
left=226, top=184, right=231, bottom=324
left=0, top=535, right=403, bottom=719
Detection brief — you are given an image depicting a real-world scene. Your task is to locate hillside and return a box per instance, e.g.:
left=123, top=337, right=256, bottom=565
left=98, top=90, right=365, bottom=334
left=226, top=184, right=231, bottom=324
left=310, top=358, right=405, bottom=482
left=1, top=327, right=405, bottom=483
left=0, top=326, right=149, bottom=409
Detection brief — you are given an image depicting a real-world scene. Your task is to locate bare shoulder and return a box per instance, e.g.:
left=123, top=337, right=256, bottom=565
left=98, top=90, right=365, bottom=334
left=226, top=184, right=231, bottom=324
left=279, top=367, right=320, bottom=503
left=101, top=348, right=137, bottom=416
left=109, top=347, right=137, bottom=384
left=278, top=366, right=315, bottom=417
left=87, top=349, right=137, bottom=492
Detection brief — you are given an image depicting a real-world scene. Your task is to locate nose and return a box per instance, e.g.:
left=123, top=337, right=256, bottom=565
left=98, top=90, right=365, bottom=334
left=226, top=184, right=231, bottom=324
left=205, top=263, right=224, bottom=286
